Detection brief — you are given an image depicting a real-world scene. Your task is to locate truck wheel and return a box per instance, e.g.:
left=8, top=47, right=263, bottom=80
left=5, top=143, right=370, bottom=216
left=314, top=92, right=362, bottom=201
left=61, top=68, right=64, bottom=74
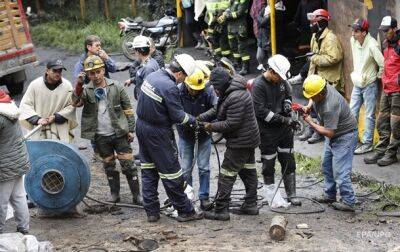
left=6, top=81, right=24, bottom=96
left=4, top=70, right=26, bottom=96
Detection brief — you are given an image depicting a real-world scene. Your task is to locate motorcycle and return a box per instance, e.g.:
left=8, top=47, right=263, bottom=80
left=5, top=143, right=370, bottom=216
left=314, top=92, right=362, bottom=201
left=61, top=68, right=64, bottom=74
left=118, top=15, right=178, bottom=61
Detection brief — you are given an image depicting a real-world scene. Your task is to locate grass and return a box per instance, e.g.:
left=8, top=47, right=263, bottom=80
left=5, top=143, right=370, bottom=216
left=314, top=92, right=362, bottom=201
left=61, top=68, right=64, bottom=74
left=30, top=20, right=122, bottom=53
left=294, top=153, right=322, bottom=177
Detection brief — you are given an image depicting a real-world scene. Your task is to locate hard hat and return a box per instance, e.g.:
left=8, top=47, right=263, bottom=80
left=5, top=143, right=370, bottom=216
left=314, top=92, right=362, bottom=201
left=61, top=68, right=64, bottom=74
left=174, top=54, right=196, bottom=76
left=267, top=54, right=291, bottom=81
left=196, top=60, right=213, bottom=78
left=132, top=35, right=151, bottom=48
left=307, top=9, right=330, bottom=22
left=185, top=69, right=206, bottom=90
left=350, top=18, right=369, bottom=32
left=83, top=55, right=105, bottom=71
left=220, top=57, right=236, bottom=76
left=303, top=74, right=326, bottom=98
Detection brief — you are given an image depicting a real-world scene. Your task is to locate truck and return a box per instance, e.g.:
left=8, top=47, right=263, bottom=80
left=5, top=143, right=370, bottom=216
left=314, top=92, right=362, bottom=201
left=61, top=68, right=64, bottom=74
left=0, top=0, right=38, bottom=95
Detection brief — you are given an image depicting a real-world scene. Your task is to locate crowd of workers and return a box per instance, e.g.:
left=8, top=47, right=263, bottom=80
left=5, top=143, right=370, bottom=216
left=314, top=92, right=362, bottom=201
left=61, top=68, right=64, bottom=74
left=0, top=1, right=399, bottom=236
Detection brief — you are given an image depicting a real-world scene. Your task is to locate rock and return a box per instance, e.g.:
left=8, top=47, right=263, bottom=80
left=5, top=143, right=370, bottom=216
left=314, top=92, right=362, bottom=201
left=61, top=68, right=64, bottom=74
left=378, top=218, right=387, bottom=224
left=296, top=223, right=309, bottom=229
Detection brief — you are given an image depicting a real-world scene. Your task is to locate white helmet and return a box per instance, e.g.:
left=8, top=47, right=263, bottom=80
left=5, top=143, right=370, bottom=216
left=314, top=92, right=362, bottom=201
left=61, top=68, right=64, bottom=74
left=267, top=54, right=291, bottom=81
left=174, top=54, right=196, bottom=76
left=132, top=35, right=151, bottom=49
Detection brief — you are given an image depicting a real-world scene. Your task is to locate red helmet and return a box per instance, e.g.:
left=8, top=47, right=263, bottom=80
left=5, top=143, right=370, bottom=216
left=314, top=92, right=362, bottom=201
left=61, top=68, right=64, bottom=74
left=307, top=9, right=331, bottom=22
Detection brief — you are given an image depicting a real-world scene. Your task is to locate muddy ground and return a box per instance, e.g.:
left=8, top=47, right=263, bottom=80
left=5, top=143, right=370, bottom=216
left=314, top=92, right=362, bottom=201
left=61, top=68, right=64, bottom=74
left=4, top=48, right=400, bottom=251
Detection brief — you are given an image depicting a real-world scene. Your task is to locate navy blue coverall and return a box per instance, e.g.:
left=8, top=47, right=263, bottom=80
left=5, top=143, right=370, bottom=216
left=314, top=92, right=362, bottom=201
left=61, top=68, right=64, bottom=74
left=136, top=68, right=196, bottom=217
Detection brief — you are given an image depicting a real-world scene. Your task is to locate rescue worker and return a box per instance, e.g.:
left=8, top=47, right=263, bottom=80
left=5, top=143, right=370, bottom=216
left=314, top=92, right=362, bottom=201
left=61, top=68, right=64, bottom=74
left=303, top=75, right=358, bottom=212
left=135, top=54, right=203, bottom=222
left=252, top=54, right=301, bottom=207
left=219, top=0, right=251, bottom=74
left=177, top=69, right=217, bottom=211
left=124, top=35, right=160, bottom=100
left=301, top=9, right=344, bottom=144
left=72, top=55, right=140, bottom=205
left=205, top=0, right=231, bottom=59
left=198, top=67, right=260, bottom=221
left=364, top=16, right=400, bottom=166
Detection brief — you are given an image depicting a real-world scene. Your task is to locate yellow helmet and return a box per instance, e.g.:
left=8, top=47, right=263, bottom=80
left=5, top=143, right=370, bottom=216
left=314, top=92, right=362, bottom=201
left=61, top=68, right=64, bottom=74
left=84, top=55, right=105, bottom=71
left=303, top=74, right=326, bottom=98
left=185, top=69, right=206, bottom=91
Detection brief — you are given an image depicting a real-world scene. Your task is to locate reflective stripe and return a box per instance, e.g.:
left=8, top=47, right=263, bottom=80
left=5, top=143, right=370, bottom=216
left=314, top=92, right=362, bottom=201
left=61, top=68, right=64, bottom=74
left=242, top=55, right=251, bottom=61
left=142, top=163, right=155, bottom=169
left=233, top=53, right=241, bottom=58
left=277, top=147, right=293, bottom=153
left=182, top=113, right=190, bottom=124
left=208, top=28, right=214, bottom=33
left=264, top=111, right=275, bottom=122
left=244, top=163, right=256, bottom=169
left=220, top=167, right=237, bottom=177
left=159, top=169, right=183, bottom=180
left=261, top=153, right=277, bottom=160
left=123, top=109, right=134, bottom=116
left=228, top=35, right=235, bottom=39
left=141, top=81, right=163, bottom=103
left=219, top=1, right=230, bottom=9
left=214, top=48, right=222, bottom=53
left=232, top=12, right=237, bottom=19
left=222, top=50, right=231, bottom=56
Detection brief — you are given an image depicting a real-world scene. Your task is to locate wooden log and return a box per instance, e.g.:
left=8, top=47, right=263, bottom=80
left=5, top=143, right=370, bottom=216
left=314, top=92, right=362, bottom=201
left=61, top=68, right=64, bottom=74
left=269, top=215, right=288, bottom=241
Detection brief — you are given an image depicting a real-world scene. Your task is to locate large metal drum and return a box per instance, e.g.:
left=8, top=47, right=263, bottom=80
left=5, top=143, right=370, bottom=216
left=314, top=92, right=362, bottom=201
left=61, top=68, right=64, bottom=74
left=25, top=140, right=90, bottom=214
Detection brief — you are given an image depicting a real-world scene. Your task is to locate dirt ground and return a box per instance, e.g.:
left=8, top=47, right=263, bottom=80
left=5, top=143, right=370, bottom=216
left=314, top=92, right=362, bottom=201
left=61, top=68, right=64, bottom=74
left=4, top=48, right=400, bottom=251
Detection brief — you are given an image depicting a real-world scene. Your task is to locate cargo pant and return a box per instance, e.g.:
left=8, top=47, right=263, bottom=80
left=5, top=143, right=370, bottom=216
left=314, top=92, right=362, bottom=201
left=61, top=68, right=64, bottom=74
left=375, top=92, right=400, bottom=157
left=136, top=119, right=194, bottom=217
left=94, top=134, right=137, bottom=177
left=228, top=22, right=250, bottom=64
left=215, top=148, right=258, bottom=211
left=208, top=24, right=231, bottom=58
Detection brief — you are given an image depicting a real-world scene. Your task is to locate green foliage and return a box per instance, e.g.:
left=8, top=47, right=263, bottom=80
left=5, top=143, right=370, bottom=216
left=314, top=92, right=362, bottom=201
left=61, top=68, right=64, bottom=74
left=31, top=20, right=121, bottom=53
left=294, top=153, right=322, bottom=177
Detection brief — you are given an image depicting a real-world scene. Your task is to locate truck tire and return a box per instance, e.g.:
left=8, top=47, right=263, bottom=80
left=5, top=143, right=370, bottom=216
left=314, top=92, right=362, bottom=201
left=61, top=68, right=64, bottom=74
left=4, top=70, right=26, bottom=96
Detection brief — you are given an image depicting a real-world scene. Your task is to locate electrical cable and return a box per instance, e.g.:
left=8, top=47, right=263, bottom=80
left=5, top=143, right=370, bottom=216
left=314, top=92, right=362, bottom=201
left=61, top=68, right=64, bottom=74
left=84, top=195, right=144, bottom=209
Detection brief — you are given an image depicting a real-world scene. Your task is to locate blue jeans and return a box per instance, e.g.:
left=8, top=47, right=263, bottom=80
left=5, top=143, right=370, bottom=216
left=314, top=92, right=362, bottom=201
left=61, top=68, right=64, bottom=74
left=321, top=130, right=358, bottom=205
left=349, top=82, right=378, bottom=144
left=178, top=137, right=211, bottom=200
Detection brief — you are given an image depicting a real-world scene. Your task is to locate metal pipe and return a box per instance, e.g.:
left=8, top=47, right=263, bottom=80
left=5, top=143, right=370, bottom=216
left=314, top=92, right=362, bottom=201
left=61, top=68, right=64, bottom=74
left=22, top=124, right=42, bottom=142
left=268, top=0, right=276, bottom=55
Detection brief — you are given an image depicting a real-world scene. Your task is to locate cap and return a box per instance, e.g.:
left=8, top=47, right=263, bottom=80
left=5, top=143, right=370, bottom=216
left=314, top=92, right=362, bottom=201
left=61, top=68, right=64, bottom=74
left=349, top=18, right=369, bottom=31
left=379, top=16, right=397, bottom=31
left=46, top=59, right=66, bottom=71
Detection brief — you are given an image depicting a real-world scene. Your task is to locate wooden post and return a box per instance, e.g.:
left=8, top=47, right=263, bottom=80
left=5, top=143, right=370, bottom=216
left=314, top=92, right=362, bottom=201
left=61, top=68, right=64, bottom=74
left=268, top=0, right=276, bottom=55
left=269, top=215, right=288, bottom=241
left=80, top=0, right=85, bottom=21
left=104, top=0, right=110, bottom=20
left=176, top=0, right=184, bottom=47
left=131, top=0, right=136, bottom=17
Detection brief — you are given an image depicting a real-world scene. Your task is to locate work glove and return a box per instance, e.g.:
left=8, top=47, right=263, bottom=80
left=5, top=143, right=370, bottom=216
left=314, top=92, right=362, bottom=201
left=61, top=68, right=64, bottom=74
left=283, top=99, right=292, bottom=115
left=74, top=72, right=86, bottom=96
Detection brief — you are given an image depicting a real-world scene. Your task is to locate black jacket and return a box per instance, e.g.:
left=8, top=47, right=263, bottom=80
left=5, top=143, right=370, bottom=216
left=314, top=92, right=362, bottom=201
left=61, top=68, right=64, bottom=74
left=252, top=74, right=292, bottom=128
left=198, top=75, right=260, bottom=149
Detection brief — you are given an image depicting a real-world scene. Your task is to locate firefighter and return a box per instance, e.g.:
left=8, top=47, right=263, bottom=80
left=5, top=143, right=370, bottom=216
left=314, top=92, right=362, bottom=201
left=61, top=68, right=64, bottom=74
left=135, top=54, right=203, bottom=222
left=218, top=0, right=251, bottom=75
left=205, top=0, right=231, bottom=59
left=72, top=55, right=140, bottom=205
left=252, top=54, right=301, bottom=207
left=124, top=35, right=160, bottom=100
left=198, top=67, right=260, bottom=221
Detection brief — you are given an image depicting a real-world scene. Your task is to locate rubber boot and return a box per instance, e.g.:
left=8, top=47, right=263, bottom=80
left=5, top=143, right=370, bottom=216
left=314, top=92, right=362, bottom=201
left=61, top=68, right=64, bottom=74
left=126, top=174, right=142, bottom=205
left=298, top=124, right=313, bottom=141
left=204, top=174, right=235, bottom=221
left=106, top=171, right=120, bottom=203
left=232, top=169, right=258, bottom=215
left=283, top=173, right=301, bottom=206
left=238, top=60, right=249, bottom=75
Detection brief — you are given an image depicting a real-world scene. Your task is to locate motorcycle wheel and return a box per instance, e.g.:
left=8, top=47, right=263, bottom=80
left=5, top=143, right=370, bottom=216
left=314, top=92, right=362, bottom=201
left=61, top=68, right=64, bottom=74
left=121, top=31, right=139, bottom=61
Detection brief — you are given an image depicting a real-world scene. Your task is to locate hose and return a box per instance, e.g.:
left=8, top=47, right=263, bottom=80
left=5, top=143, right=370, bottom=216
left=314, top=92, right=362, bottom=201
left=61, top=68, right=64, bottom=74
left=84, top=195, right=144, bottom=209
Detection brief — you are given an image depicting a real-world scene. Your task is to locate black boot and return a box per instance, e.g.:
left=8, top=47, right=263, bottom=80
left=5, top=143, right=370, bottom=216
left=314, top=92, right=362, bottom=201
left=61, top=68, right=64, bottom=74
left=126, top=174, right=142, bottom=205
left=364, top=152, right=385, bottom=164
left=298, top=124, right=313, bottom=141
left=283, top=173, right=301, bottom=206
left=377, top=153, right=398, bottom=166
left=204, top=174, right=236, bottom=221
left=200, top=198, right=213, bottom=211
left=233, top=57, right=241, bottom=72
left=238, top=60, right=249, bottom=75
left=231, top=202, right=259, bottom=215
left=106, top=171, right=120, bottom=203
left=234, top=168, right=258, bottom=215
